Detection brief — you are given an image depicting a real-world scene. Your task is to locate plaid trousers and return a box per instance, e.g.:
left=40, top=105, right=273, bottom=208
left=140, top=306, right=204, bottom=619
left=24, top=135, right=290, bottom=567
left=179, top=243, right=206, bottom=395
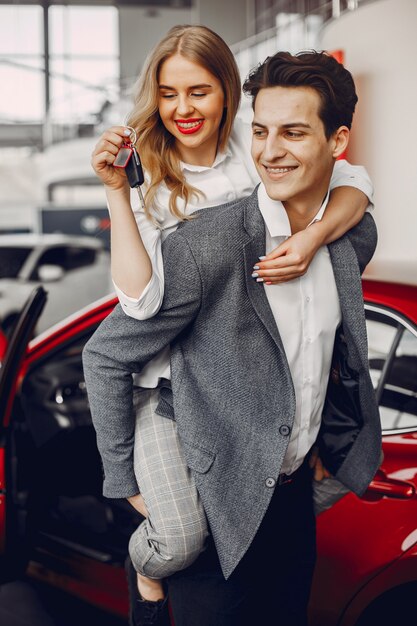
left=129, top=388, right=209, bottom=579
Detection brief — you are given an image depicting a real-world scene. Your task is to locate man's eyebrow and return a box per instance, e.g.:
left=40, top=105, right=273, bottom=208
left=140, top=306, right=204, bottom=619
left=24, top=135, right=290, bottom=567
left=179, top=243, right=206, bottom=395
left=159, top=83, right=213, bottom=90
left=251, top=121, right=312, bottom=129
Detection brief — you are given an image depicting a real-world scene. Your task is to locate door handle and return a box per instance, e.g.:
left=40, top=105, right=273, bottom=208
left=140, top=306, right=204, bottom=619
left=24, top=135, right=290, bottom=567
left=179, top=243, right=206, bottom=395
left=365, top=472, right=415, bottom=499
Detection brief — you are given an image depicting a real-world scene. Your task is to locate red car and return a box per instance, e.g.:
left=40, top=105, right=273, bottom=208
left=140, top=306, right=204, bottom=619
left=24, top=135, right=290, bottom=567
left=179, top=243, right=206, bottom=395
left=1, top=263, right=416, bottom=625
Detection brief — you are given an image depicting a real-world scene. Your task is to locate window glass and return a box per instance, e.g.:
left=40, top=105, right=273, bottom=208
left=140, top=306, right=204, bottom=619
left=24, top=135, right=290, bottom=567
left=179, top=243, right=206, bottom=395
left=380, top=329, right=417, bottom=431
left=48, top=5, right=119, bottom=123
left=0, top=5, right=44, bottom=121
left=366, top=317, right=398, bottom=388
left=0, top=246, right=32, bottom=278
left=36, top=246, right=95, bottom=274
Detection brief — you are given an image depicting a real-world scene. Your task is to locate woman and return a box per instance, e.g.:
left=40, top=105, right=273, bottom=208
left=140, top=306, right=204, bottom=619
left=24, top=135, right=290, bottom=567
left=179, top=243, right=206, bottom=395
left=89, top=25, right=373, bottom=626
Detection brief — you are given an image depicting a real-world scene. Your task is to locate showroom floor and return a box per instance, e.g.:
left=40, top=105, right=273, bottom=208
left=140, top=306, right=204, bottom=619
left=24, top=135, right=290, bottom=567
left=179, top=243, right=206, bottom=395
left=0, top=577, right=127, bottom=626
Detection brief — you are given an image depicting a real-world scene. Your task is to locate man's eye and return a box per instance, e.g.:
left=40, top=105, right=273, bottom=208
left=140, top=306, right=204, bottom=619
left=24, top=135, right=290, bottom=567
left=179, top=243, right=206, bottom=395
left=287, top=131, right=303, bottom=138
left=253, top=129, right=266, bottom=137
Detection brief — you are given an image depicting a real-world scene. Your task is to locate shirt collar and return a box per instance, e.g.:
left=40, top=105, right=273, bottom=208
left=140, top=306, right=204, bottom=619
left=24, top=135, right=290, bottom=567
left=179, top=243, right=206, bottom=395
left=180, top=147, right=232, bottom=173
left=257, top=184, right=330, bottom=238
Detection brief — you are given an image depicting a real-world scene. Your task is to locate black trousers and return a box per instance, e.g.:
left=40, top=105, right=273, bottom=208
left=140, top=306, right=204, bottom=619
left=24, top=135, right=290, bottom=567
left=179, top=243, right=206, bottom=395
left=167, top=464, right=316, bottom=626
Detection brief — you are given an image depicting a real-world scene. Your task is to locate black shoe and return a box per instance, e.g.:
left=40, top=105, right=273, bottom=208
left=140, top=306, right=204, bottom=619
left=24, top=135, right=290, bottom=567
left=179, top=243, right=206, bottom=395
left=125, top=556, right=170, bottom=626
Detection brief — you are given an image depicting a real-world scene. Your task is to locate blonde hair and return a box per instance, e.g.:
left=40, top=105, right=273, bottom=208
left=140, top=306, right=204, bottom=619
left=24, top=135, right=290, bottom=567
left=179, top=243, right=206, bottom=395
left=127, top=25, right=241, bottom=221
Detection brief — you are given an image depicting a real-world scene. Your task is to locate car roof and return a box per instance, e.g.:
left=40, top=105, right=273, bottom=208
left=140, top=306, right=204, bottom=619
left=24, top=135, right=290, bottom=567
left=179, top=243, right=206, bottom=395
left=0, top=233, right=103, bottom=249
left=363, top=260, right=417, bottom=327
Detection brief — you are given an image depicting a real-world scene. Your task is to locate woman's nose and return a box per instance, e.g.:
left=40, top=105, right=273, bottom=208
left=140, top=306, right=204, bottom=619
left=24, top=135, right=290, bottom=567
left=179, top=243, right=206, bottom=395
left=176, top=95, right=194, bottom=117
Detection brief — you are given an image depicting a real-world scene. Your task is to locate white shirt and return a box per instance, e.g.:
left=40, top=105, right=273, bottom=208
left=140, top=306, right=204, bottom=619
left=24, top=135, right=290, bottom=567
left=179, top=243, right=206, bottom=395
left=114, top=118, right=373, bottom=388
left=257, top=184, right=342, bottom=475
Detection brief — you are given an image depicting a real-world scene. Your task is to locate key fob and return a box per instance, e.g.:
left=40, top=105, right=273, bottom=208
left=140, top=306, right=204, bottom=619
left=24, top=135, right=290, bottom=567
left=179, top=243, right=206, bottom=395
left=125, top=146, right=145, bottom=188
left=113, top=145, right=133, bottom=168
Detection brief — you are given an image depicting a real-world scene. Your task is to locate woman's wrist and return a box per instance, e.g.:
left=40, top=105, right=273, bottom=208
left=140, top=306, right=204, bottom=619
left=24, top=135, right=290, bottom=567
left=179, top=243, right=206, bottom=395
left=306, top=220, right=328, bottom=248
left=105, top=183, right=130, bottom=200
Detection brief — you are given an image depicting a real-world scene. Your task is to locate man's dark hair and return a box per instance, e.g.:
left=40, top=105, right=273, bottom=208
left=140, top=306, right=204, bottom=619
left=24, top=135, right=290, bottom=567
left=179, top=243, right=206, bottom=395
left=242, top=50, right=358, bottom=139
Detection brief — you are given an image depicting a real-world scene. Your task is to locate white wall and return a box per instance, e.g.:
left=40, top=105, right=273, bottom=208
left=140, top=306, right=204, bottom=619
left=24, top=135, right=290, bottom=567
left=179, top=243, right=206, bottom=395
left=119, top=6, right=192, bottom=86
left=321, top=0, right=417, bottom=262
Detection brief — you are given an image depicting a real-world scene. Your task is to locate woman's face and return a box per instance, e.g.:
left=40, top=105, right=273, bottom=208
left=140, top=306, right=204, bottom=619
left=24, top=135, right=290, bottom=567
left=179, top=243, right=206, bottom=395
left=158, top=53, right=225, bottom=167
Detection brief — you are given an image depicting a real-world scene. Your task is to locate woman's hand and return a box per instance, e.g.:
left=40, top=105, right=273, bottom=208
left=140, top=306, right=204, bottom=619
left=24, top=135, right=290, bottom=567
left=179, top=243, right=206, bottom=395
left=252, top=226, right=324, bottom=284
left=91, top=126, right=132, bottom=192
left=127, top=493, right=149, bottom=517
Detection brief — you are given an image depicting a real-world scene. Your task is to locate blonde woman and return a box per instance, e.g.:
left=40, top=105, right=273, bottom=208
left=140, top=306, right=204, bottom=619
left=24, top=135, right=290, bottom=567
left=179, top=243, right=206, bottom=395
left=89, top=25, right=373, bottom=626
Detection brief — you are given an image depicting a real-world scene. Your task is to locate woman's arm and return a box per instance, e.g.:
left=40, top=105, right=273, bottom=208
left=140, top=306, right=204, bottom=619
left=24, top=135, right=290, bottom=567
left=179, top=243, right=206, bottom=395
left=252, top=161, right=373, bottom=284
left=91, top=127, right=163, bottom=318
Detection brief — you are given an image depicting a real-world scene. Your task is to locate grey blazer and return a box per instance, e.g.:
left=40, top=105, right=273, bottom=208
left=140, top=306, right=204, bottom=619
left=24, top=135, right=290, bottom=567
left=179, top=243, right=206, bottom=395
left=83, top=189, right=381, bottom=579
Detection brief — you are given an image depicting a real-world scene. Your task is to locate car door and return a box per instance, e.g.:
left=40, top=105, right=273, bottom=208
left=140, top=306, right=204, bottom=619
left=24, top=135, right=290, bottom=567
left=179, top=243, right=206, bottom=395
left=0, top=286, right=47, bottom=582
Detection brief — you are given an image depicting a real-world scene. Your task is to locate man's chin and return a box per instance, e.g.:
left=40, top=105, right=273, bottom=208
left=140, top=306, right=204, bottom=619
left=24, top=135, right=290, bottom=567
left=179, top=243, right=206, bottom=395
left=261, top=181, right=292, bottom=202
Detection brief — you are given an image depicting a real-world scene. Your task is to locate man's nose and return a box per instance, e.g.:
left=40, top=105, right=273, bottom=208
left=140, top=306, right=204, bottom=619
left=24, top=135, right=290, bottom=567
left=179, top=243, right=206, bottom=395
left=176, top=95, right=194, bottom=117
left=262, top=135, right=286, bottom=161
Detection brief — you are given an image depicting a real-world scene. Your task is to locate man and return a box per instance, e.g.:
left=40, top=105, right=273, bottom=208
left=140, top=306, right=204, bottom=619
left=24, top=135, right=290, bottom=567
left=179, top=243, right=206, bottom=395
left=83, top=51, right=381, bottom=625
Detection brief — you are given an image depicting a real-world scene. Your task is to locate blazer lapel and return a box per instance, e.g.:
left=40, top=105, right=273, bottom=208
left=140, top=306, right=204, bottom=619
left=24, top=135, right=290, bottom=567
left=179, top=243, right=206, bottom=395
left=243, top=191, right=288, bottom=360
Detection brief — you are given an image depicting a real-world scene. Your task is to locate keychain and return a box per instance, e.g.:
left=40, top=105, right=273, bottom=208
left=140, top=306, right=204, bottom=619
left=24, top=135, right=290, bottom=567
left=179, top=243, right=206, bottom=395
left=113, top=127, right=145, bottom=209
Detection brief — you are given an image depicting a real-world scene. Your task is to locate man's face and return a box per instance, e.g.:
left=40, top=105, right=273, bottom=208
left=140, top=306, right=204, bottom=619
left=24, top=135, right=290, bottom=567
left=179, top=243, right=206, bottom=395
left=251, top=86, right=346, bottom=211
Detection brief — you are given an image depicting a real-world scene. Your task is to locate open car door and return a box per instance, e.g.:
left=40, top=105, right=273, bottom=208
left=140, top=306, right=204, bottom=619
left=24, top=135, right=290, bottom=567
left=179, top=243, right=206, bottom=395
left=0, top=286, right=47, bottom=582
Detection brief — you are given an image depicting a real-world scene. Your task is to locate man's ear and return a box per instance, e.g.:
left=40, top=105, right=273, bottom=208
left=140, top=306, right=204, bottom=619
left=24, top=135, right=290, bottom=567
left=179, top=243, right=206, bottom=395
left=331, top=126, right=350, bottom=159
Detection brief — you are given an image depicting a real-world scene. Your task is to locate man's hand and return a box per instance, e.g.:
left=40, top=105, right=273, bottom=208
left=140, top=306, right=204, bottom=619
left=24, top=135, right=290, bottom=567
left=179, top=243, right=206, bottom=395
left=309, top=446, right=331, bottom=481
left=127, top=493, right=149, bottom=517
left=253, top=227, right=323, bottom=284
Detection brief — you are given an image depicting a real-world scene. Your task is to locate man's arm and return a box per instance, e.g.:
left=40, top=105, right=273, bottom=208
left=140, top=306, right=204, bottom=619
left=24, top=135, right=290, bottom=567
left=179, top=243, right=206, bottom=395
left=82, top=232, right=202, bottom=499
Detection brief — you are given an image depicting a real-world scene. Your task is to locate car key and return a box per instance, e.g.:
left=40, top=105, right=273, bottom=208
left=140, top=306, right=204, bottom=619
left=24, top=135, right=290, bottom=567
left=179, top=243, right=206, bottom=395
left=113, top=129, right=145, bottom=209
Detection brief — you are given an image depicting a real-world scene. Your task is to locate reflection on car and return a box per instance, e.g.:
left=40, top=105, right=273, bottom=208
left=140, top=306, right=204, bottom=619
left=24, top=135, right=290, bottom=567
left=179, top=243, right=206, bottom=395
left=1, top=263, right=417, bottom=626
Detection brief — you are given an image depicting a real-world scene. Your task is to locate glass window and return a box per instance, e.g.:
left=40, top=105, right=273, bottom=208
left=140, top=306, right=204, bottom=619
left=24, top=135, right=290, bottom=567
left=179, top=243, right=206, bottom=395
left=0, top=246, right=32, bottom=278
left=380, top=329, right=417, bottom=431
left=35, top=246, right=96, bottom=275
left=366, top=316, right=398, bottom=389
left=0, top=5, right=44, bottom=121
left=48, top=6, right=119, bottom=123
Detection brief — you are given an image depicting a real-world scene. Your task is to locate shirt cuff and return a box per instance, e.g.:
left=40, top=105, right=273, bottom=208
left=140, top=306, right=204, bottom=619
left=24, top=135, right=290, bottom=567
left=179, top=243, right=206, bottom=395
left=113, top=274, right=163, bottom=320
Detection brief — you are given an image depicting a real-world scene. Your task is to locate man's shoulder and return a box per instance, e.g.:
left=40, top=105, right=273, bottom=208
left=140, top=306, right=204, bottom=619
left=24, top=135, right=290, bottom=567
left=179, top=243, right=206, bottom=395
left=171, top=189, right=257, bottom=243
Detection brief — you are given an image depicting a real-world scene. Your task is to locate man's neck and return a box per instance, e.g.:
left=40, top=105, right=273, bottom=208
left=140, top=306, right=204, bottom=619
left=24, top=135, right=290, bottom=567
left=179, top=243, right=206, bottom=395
left=283, top=196, right=328, bottom=234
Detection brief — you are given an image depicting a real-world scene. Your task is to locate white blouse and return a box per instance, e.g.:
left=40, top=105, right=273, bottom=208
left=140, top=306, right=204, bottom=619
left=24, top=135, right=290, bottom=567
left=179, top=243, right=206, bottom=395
left=113, top=118, right=374, bottom=388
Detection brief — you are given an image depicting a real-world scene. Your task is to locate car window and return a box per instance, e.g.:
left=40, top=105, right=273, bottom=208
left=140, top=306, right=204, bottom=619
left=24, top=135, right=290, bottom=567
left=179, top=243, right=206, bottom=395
left=366, top=307, right=417, bottom=432
left=0, top=246, right=32, bottom=278
left=32, top=246, right=96, bottom=278
left=379, top=329, right=417, bottom=431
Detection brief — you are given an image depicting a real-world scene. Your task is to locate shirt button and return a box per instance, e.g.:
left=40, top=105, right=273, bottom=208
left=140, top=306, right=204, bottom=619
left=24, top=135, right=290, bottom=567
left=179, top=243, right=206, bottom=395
left=226, top=192, right=235, bottom=201
left=306, top=296, right=311, bottom=302
left=279, top=425, right=291, bottom=436
left=265, top=477, right=276, bottom=488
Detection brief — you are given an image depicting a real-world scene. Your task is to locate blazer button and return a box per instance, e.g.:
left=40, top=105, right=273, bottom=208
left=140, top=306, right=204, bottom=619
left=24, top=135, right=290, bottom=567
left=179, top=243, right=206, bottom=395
left=279, top=425, right=291, bottom=436
left=265, top=477, right=276, bottom=488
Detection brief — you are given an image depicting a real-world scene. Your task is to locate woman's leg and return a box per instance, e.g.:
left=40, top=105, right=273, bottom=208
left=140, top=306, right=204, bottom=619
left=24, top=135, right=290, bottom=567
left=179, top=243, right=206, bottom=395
left=129, top=388, right=209, bottom=591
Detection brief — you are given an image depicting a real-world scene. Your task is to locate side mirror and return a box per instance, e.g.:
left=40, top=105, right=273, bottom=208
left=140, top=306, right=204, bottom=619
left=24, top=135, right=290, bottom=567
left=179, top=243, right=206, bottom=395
left=37, top=264, right=65, bottom=283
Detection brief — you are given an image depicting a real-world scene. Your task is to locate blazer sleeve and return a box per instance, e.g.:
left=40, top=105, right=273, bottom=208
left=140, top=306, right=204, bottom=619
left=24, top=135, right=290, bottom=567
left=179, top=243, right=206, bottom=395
left=345, top=212, right=378, bottom=274
left=82, top=232, right=202, bottom=499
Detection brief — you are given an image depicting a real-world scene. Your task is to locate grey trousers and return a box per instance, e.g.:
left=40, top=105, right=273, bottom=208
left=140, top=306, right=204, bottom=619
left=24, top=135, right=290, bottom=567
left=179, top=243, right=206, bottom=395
left=128, top=388, right=209, bottom=579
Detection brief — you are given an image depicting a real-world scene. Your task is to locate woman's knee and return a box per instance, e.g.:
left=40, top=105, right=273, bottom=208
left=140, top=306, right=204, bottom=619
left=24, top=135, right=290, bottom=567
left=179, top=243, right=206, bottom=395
left=129, top=521, right=208, bottom=578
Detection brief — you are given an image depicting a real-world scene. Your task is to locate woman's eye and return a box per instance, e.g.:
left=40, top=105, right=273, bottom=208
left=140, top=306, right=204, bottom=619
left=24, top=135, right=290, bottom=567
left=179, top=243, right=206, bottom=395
left=191, top=92, right=206, bottom=98
left=160, top=93, right=176, bottom=99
